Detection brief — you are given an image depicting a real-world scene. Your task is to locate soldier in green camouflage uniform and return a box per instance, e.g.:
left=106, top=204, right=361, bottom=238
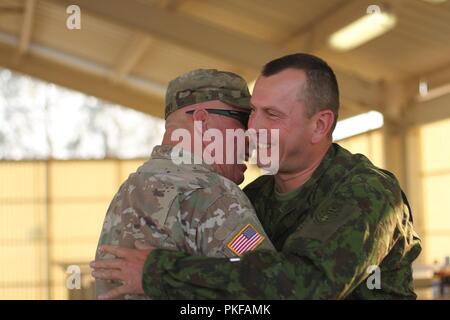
left=141, top=143, right=421, bottom=299
left=92, top=54, right=421, bottom=300
left=95, top=69, right=275, bottom=299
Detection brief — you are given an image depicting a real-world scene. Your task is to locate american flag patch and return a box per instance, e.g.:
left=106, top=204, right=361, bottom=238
left=227, top=224, right=265, bottom=256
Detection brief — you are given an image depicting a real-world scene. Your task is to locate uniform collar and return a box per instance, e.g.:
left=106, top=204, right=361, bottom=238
left=273, top=143, right=338, bottom=211
left=150, top=144, right=216, bottom=172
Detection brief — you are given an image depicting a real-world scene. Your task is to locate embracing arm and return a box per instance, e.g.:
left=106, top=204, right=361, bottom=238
left=142, top=179, right=400, bottom=299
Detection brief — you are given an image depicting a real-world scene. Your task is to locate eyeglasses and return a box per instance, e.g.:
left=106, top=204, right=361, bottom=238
left=186, top=109, right=250, bottom=128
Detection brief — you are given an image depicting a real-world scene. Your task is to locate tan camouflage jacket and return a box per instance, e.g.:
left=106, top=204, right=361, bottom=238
left=95, top=144, right=274, bottom=299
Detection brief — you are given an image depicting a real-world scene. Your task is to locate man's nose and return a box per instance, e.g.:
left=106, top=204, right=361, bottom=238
left=247, top=112, right=260, bottom=130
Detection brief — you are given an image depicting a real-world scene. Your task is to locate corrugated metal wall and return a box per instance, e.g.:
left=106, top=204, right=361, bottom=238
left=0, top=158, right=144, bottom=299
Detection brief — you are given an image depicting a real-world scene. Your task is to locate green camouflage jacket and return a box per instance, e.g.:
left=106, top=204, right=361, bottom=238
left=142, top=143, right=421, bottom=299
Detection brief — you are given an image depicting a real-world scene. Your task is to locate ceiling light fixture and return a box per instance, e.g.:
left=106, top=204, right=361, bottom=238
left=333, top=111, right=384, bottom=141
left=329, top=10, right=397, bottom=51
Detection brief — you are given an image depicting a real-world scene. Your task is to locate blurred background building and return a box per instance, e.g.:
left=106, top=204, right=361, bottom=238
left=0, top=0, right=449, bottom=299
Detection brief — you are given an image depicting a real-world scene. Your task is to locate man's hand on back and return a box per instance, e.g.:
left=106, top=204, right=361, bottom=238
left=90, top=241, right=154, bottom=300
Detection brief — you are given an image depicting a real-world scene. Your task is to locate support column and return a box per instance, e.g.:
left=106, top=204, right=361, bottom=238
left=405, top=126, right=426, bottom=264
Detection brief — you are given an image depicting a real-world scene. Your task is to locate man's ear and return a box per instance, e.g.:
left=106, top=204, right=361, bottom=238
left=192, top=109, right=209, bottom=132
left=311, top=110, right=334, bottom=144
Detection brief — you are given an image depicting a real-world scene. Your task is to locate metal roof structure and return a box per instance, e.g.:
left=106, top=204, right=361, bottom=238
left=0, top=0, right=449, bottom=124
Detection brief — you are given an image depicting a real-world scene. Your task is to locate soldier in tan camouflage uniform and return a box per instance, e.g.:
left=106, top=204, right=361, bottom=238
left=94, top=69, right=275, bottom=299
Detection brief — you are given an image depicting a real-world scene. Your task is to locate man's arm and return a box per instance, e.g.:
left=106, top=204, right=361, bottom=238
left=142, top=178, right=402, bottom=299
left=183, top=190, right=275, bottom=258
left=91, top=187, right=276, bottom=299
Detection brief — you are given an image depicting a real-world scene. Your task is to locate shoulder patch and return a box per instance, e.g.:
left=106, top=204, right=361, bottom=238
left=226, top=224, right=265, bottom=256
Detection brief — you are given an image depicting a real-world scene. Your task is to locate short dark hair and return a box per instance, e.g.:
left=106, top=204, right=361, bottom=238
left=262, top=53, right=340, bottom=132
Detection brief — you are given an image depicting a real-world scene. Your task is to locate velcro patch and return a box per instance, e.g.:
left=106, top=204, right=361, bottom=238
left=226, top=224, right=265, bottom=256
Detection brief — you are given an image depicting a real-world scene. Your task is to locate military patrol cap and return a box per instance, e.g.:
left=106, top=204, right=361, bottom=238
left=165, top=69, right=251, bottom=119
